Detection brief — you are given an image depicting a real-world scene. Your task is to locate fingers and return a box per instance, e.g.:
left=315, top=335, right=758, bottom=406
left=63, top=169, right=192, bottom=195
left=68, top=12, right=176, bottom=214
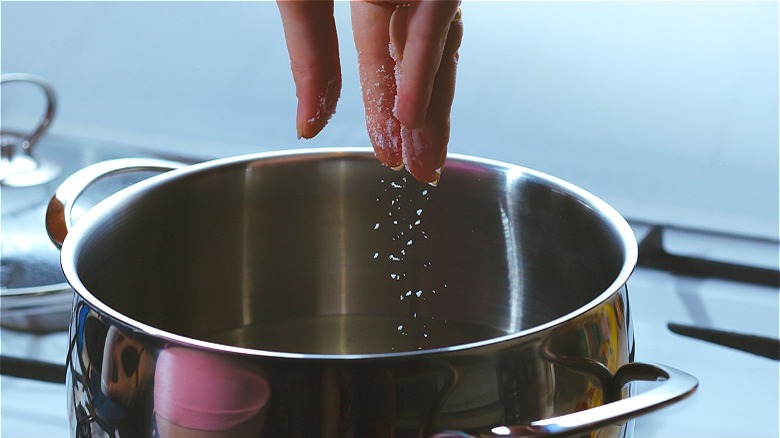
left=391, top=1, right=461, bottom=130
left=398, top=7, right=462, bottom=186
left=280, top=0, right=462, bottom=186
left=354, top=1, right=462, bottom=185
left=277, top=0, right=342, bottom=139
left=351, top=1, right=403, bottom=169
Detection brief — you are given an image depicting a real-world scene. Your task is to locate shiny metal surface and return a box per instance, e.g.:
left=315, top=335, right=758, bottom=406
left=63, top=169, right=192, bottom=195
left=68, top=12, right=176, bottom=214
left=50, top=149, right=696, bottom=437
left=0, top=73, right=185, bottom=332
left=1, top=73, right=59, bottom=187
left=46, top=158, right=184, bottom=248
left=1, top=138, right=193, bottom=332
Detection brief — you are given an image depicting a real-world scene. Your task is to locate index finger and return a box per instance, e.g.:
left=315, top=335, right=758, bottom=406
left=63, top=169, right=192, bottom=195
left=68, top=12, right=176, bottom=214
left=351, top=1, right=403, bottom=169
left=277, top=0, right=342, bottom=139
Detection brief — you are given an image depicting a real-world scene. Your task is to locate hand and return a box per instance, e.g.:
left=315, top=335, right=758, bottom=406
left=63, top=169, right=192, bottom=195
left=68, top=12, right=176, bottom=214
left=277, top=0, right=463, bottom=186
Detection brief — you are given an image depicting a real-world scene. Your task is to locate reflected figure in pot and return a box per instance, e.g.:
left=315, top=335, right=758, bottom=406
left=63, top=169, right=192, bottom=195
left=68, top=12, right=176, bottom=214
left=153, top=347, right=271, bottom=438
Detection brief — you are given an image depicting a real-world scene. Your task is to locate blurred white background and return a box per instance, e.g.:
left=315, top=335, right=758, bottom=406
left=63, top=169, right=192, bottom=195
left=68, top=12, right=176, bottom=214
left=2, top=1, right=778, bottom=238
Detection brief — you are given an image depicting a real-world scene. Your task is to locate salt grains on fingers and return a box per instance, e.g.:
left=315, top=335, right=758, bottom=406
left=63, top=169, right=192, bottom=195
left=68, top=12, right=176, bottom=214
left=359, top=62, right=403, bottom=169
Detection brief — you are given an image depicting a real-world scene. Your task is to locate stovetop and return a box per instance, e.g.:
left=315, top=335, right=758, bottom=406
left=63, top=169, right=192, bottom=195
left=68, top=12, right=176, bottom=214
left=1, top=143, right=778, bottom=438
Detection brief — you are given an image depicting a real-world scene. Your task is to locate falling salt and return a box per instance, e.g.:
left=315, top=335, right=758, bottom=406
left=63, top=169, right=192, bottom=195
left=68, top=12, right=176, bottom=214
left=407, top=239, right=413, bottom=246
left=415, top=290, right=422, bottom=297
left=422, top=190, right=428, bottom=196
left=416, top=209, right=423, bottom=216
left=397, top=325, right=403, bottom=331
left=389, top=255, right=401, bottom=262
left=405, top=290, right=412, bottom=297
left=373, top=252, right=379, bottom=259
left=374, top=223, right=380, bottom=230
left=391, top=182, right=403, bottom=189
left=390, top=273, right=400, bottom=280
left=414, top=219, right=421, bottom=226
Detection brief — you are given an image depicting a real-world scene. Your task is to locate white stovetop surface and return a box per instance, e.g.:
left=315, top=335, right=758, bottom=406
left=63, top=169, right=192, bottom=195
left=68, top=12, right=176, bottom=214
left=2, top=264, right=777, bottom=437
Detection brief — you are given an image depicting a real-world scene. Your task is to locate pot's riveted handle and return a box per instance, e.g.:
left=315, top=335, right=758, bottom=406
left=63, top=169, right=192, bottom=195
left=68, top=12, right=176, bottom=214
left=46, top=158, right=184, bottom=248
left=439, top=362, right=697, bottom=438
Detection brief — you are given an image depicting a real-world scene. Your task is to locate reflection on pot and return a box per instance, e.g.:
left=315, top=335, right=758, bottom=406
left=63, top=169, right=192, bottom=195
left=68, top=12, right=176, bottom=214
left=540, top=294, right=633, bottom=438
left=69, top=304, right=157, bottom=437
left=154, top=347, right=269, bottom=438
left=68, top=307, right=270, bottom=438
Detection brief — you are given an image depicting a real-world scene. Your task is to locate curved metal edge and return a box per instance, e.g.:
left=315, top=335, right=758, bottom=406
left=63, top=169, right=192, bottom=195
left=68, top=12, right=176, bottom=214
left=479, top=362, right=698, bottom=437
left=45, top=158, right=185, bottom=248
left=0, top=73, right=57, bottom=153
left=55, top=149, right=642, bottom=363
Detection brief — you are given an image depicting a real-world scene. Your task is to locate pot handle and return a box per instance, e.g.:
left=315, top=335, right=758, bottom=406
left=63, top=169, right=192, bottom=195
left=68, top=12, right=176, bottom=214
left=440, top=362, right=697, bottom=438
left=46, top=158, right=184, bottom=248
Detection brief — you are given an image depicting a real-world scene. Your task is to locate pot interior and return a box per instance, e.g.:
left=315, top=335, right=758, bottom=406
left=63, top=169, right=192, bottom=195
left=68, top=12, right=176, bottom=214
left=70, top=153, right=631, bottom=355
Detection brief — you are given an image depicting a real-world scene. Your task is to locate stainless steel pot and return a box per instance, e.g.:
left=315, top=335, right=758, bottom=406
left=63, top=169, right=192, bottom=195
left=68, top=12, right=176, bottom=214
left=47, top=149, right=697, bottom=437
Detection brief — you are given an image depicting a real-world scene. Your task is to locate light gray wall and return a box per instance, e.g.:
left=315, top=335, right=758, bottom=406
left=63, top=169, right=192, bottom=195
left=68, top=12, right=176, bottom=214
left=2, top=1, right=777, bottom=239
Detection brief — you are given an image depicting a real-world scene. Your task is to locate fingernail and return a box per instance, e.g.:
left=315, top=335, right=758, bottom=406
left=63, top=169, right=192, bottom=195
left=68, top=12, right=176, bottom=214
left=427, top=167, right=442, bottom=187
left=400, top=126, right=445, bottom=185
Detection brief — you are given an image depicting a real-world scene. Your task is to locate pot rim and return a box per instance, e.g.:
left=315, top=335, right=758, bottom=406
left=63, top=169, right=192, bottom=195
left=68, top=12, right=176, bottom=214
left=59, top=147, right=638, bottom=361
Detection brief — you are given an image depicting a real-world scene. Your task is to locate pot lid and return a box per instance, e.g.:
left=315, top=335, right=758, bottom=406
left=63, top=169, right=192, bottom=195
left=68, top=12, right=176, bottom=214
left=1, top=74, right=200, bottom=294
left=1, top=73, right=65, bottom=293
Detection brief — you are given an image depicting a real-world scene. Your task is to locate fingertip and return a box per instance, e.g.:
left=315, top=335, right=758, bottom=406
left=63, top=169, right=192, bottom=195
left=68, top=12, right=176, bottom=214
left=367, top=114, right=403, bottom=169
left=297, top=73, right=341, bottom=139
left=401, top=126, right=448, bottom=186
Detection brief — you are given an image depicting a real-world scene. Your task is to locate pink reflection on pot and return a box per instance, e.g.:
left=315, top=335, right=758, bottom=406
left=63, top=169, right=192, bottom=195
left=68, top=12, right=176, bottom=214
left=154, top=347, right=270, bottom=437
